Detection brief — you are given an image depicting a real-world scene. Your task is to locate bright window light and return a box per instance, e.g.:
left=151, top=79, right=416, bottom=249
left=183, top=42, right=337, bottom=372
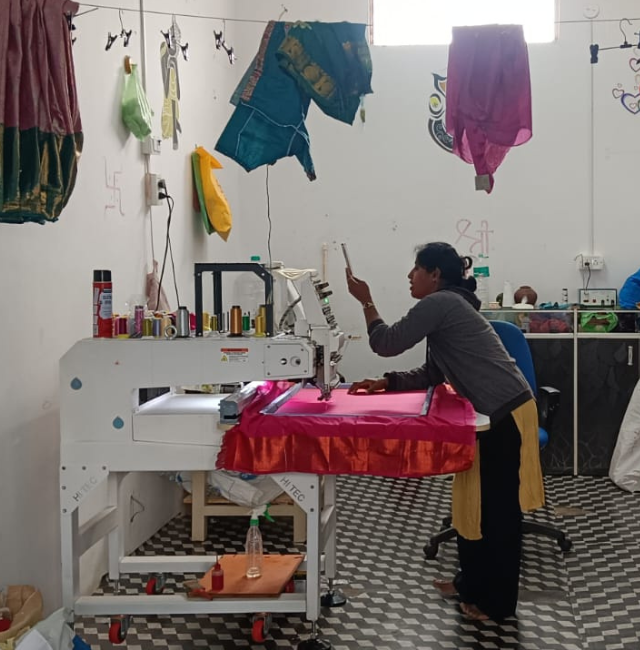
left=372, top=0, right=556, bottom=45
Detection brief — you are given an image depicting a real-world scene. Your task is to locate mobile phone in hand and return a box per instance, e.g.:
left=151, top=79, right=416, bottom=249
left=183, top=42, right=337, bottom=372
left=341, top=243, right=353, bottom=274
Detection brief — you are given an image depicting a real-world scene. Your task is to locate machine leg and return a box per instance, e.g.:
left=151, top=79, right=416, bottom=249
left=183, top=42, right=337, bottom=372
left=297, top=621, right=332, bottom=650
left=61, top=509, right=80, bottom=612
left=304, top=476, right=321, bottom=623
left=107, top=473, right=124, bottom=582
left=191, top=470, right=208, bottom=542
left=319, top=476, right=346, bottom=608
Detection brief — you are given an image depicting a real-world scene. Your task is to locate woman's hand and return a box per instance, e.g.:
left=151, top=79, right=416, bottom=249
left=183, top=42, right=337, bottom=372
left=345, top=268, right=373, bottom=305
left=347, top=377, right=389, bottom=394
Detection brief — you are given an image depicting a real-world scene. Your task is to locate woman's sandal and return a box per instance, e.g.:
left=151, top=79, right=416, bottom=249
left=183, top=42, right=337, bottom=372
left=460, top=602, right=490, bottom=621
left=432, top=579, right=459, bottom=599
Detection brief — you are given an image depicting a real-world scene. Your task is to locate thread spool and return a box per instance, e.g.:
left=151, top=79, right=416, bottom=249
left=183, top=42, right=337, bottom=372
left=229, top=305, right=243, bottom=336
left=202, top=311, right=211, bottom=332
left=116, top=316, right=129, bottom=338
left=254, top=313, right=266, bottom=337
left=176, top=306, right=190, bottom=338
left=242, top=312, right=251, bottom=332
left=134, top=305, right=144, bottom=336
left=152, top=317, right=163, bottom=338
left=142, top=318, right=153, bottom=338
left=210, top=314, right=218, bottom=331
left=161, top=314, right=172, bottom=336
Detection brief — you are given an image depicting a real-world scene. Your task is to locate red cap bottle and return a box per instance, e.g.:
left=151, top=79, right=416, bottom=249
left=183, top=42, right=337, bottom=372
left=210, top=560, right=224, bottom=592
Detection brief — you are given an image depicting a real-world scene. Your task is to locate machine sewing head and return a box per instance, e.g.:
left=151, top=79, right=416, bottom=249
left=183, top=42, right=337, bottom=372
left=193, top=262, right=345, bottom=402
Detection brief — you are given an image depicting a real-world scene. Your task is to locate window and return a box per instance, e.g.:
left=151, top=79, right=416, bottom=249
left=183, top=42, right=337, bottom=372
left=371, top=0, right=556, bottom=45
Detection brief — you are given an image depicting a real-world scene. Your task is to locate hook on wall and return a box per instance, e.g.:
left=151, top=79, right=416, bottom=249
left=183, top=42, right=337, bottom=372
left=278, top=4, right=289, bottom=21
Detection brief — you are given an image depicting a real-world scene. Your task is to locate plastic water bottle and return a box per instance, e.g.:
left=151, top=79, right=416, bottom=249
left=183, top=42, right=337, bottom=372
left=235, top=255, right=264, bottom=323
left=245, top=517, right=263, bottom=579
left=475, top=272, right=489, bottom=309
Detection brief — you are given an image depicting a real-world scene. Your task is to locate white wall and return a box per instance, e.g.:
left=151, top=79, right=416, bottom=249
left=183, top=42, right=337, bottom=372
left=1, top=0, right=639, bottom=614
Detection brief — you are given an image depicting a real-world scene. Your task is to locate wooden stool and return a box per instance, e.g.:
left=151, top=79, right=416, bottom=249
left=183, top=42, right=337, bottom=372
left=185, top=470, right=307, bottom=544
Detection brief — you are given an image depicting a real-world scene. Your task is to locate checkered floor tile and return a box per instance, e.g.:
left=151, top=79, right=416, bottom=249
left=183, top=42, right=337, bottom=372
left=73, top=476, right=640, bottom=649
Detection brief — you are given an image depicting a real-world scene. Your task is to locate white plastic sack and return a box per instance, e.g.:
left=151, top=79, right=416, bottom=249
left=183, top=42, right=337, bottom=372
left=16, top=609, right=73, bottom=650
left=609, top=379, right=640, bottom=492
left=208, top=470, right=283, bottom=509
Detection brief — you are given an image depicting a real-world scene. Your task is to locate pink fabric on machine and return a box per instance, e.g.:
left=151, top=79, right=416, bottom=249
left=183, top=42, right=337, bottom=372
left=217, top=382, right=477, bottom=478
left=445, top=24, right=532, bottom=193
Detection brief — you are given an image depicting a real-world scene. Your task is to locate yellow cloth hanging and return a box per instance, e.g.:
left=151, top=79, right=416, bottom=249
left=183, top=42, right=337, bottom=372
left=451, top=398, right=545, bottom=540
left=195, top=146, right=232, bottom=241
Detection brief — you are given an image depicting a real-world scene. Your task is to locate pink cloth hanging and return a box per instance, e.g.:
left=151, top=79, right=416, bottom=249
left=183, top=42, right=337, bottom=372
left=445, top=24, right=532, bottom=193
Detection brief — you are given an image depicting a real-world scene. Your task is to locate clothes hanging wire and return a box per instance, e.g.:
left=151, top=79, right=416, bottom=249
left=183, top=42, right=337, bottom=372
left=76, top=3, right=295, bottom=25
left=76, top=3, right=640, bottom=27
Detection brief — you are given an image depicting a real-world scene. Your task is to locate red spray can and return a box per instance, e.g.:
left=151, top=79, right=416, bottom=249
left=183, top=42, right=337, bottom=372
left=93, top=270, right=113, bottom=338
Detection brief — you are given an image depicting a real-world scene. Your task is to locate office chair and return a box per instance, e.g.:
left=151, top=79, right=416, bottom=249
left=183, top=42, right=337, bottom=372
left=423, top=320, right=573, bottom=559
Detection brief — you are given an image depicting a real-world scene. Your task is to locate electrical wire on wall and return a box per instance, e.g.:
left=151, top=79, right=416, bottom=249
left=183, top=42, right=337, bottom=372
left=263, top=166, right=275, bottom=308
left=155, top=185, right=182, bottom=310
left=575, top=254, right=593, bottom=292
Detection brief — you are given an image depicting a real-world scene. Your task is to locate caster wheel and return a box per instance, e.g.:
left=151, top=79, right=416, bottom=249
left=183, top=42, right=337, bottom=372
left=423, top=544, right=438, bottom=559
left=145, top=574, right=166, bottom=595
left=558, top=538, right=573, bottom=552
left=108, top=616, right=131, bottom=644
left=251, top=614, right=271, bottom=643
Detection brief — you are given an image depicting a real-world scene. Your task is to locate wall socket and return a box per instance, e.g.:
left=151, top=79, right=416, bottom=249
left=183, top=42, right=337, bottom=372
left=576, top=254, right=604, bottom=271
left=141, top=136, right=161, bottom=156
left=145, top=173, right=165, bottom=206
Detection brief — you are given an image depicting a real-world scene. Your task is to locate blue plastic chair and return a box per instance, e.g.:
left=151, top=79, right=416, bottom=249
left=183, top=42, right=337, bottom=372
left=423, top=320, right=572, bottom=559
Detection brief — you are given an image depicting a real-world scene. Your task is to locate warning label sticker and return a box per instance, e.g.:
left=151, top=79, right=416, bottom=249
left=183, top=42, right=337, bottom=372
left=221, top=348, right=249, bottom=363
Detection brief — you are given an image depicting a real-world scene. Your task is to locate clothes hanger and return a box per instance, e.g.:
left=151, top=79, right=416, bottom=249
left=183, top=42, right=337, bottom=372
left=119, top=10, right=133, bottom=47
left=589, top=17, right=639, bottom=63
left=214, top=21, right=235, bottom=64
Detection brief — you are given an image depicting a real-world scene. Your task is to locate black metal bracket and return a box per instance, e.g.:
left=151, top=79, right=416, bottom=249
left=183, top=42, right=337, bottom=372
left=194, top=263, right=274, bottom=337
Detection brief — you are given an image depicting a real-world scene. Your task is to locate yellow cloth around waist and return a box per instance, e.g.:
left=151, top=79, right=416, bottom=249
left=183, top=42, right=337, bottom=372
left=451, top=398, right=545, bottom=540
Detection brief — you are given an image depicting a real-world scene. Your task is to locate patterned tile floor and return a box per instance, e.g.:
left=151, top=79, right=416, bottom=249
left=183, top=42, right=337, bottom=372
left=74, top=476, right=640, bottom=650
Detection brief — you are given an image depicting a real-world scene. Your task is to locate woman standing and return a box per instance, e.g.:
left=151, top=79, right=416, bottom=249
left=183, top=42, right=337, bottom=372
left=345, top=242, right=544, bottom=622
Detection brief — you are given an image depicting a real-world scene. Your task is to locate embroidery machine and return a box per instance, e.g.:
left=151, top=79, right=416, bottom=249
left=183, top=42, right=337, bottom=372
left=59, top=265, right=346, bottom=648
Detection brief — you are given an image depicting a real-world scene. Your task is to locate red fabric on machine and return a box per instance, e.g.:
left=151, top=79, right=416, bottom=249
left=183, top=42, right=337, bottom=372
left=217, top=382, right=476, bottom=477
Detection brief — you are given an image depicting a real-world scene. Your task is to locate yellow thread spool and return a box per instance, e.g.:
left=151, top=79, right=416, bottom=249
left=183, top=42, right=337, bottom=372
left=142, top=318, right=153, bottom=338
left=254, top=314, right=266, bottom=337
